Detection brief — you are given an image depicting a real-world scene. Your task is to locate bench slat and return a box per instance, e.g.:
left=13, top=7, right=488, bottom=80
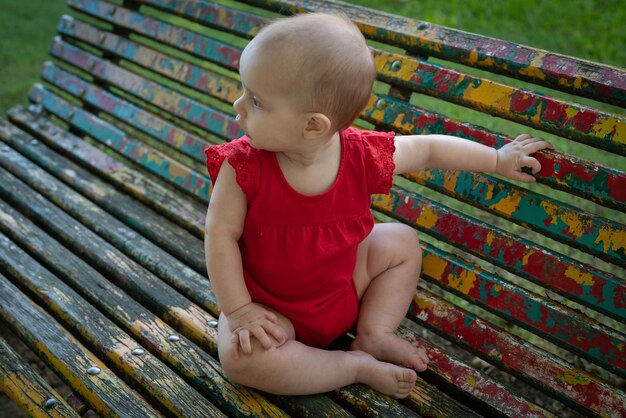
left=0, top=231, right=226, bottom=418
left=0, top=140, right=215, bottom=312
left=57, top=16, right=242, bottom=106
left=417, top=241, right=626, bottom=377
left=48, top=39, right=241, bottom=140
left=0, top=149, right=413, bottom=415
left=68, top=0, right=242, bottom=70
left=0, top=336, right=80, bottom=418
left=373, top=188, right=624, bottom=323
left=53, top=19, right=626, bottom=215
left=0, top=118, right=206, bottom=272
left=41, top=58, right=212, bottom=165
left=408, top=289, right=626, bottom=417
left=373, top=49, right=626, bottom=155
left=240, top=0, right=626, bottom=107
left=8, top=106, right=206, bottom=236
left=365, top=94, right=626, bottom=211
left=0, top=274, right=164, bottom=417
left=0, top=192, right=314, bottom=418
left=38, top=48, right=626, bottom=267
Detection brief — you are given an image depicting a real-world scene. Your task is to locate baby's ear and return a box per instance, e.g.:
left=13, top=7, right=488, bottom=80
left=303, top=112, right=332, bottom=139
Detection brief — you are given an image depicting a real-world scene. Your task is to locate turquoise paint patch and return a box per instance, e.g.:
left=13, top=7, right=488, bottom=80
left=524, top=299, right=543, bottom=324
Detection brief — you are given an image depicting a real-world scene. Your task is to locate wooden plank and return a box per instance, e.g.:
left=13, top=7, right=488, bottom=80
left=7, top=105, right=206, bottom=237
left=31, top=79, right=213, bottom=203
left=372, top=188, right=625, bottom=323
left=408, top=289, right=626, bottom=417
left=0, top=336, right=80, bottom=418
left=0, top=159, right=425, bottom=418
left=0, top=198, right=344, bottom=418
left=373, top=49, right=626, bottom=155
left=0, top=274, right=164, bottom=418
left=0, top=117, right=206, bottom=273
left=67, top=0, right=242, bottom=70
left=57, top=16, right=243, bottom=105
left=41, top=57, right=212, bottom=165
left=134, top=0, right=266, bottom=38
left=0, top=229, right=292, bottom=418
left=418, top=240, right=626, bottom=377
left=0, top=236, right=225, bottom=417
left=363, top=93, right=626, bottom=211
left=52, top=22, right=626, bottom=211
left=0, top=139, right=215, bottom=313
left=48, top=39, right=242, bottom=141
left=240, top=0, right=626, bottom=107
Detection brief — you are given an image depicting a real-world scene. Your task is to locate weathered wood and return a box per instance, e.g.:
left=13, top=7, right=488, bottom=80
left=0, top=336, right=80, bottom=418
left=0, top=235, right=225, bottom=417
left=7, top=105, right=206, bottom=236
left=0, top=117, right=206, bottom=272
left=407, top=289, right=626, bottom=417
left=0, top=274, right=164, bottom=418
left=372, top=189, right=624, bottom=323
left=240, top=0, right=626, bottom=107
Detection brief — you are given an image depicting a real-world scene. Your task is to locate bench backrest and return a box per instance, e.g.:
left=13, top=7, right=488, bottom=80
left=8, top=0, right=625, bottom=416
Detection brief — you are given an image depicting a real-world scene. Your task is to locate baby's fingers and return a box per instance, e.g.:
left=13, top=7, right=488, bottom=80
left=236, top=328, right=253, bottom=355
left=520, top=155, right=542, bottom=175
left=264, top=322, right=287, bottom=346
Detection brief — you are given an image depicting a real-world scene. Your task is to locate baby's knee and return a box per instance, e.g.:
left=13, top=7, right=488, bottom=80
left=393, top=224, right=422, bottom=259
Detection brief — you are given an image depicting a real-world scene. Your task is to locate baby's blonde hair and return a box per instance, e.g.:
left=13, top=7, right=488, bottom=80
left=250, top=13, right=376, bottom=131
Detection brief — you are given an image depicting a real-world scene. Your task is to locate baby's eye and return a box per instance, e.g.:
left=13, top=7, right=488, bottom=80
left=251, top=96, right=262, bottom=108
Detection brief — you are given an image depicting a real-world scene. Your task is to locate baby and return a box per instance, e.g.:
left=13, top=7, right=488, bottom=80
left=204, top=13, right=552, bottom=398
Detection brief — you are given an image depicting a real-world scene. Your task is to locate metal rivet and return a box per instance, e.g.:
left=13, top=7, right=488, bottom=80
left=43, top=398, right=58, bottom=409
left=99, top=34, right=106, bottom=44
left=375, top=99, right=387, bottom=110
left=33, top=95, right=42, bottom=104
left=208, top=320, right=218, bottom=328
left=30, top=139, right=39, bottom=145
left=86, top=366, right=101, bottom=375
left=131, top=348, right=145, bottom=356
left=418, top=22, right=429, bottom=30
left=28, top=104, right=43, bottom=114
left=108, top=7, right=117, bottom=17
left=391, top=60, right=402, bottom=72
left=67, top=109, right=75, bottom=119
left=167, top=335, right=180, bottom=342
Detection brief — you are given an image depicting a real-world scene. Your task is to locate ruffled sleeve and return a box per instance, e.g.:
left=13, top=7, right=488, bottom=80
left=358, top=129, right=396, bottom=194
left=204, top=137, right=259, bottom=201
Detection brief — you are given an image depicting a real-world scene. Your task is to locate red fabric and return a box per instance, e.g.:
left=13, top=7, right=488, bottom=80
left=205, top=127, right=395, bottom=347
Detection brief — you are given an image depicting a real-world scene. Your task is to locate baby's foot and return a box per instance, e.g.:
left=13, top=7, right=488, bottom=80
left=351, top=330, right=429, bottom=372
left=348, top=351, right=417, bottom=399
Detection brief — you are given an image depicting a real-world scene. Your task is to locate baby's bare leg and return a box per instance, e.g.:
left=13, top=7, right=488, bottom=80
left=352, top=223, right=429, bottom=371
left=218, top=311, right=416, bottom=398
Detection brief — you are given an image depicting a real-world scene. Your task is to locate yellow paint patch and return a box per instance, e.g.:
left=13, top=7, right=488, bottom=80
left=522, top=248, right=535, bottom=266
left=462, top=79, right=512, bottom=113
left=448, top=269, right=477, bottom=295
left=418, top=206, right=440, bottom=229
left=595, top=224, right=626, bottom=254
left=541, top=201, right=586, bottom=239
left=442, top=170, right=460, bottom=193
left=465, top=375, right=478, bottom=388
left=372, top=193, right=394, bottom=212
left=423, top=252, right=448, bottom=280
left=519, top=53, right=547, bottom=81
left=557, top=370, right=591, bottom=386
left=488, top=192, right=522, bottom=217
left=564, top=266, right=595, bottom=287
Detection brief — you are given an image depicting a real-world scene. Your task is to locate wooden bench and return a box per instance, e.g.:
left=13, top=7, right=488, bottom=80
left=0, top=0, right=624, bottom=416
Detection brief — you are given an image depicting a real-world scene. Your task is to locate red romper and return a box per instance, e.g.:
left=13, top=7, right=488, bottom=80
left=205, top=128, right=396, bottom=347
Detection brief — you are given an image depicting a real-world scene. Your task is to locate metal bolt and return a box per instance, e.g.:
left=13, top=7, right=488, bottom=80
left=418, top=22, right=429, bottom=30
left=131, top=348, right=145, bottom=356
left=28, top=104, right=43, bottom=114
left=99, top=34, right=106, bottom=44
left=86, top=366, right=101, bottom=375
left=108, top=7, right=117, bottom=17
left=43, top=398, right=58, bottom=409
left=208, top=320, right=218, bottom=328
left=30, top=139, right=39, bottom=145
left=375, top=99, right=387, bottom=110
left=167, top=334, right=180, bottom=342
left=391, top=60, right=402, bottom=72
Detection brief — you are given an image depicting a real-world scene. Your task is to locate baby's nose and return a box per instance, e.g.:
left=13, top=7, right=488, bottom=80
left=233, top=96, right=246, bottom=119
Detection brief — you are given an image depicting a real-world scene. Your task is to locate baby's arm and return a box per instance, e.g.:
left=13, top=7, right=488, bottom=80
left=393, top=133, right=553, bottom=181
left=205, top=161, right=286, bottom=357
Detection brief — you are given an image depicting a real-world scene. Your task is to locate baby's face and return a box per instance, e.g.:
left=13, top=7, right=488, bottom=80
left=233, top=43, right=307, bottom=152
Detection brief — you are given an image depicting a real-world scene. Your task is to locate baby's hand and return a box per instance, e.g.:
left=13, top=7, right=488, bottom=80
left=496, top=134, right=554, bottom=182
left=227, top=302, right=287, bottom=358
